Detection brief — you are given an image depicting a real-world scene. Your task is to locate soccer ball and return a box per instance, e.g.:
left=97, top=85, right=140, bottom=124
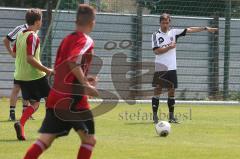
left=155, top=121, right=171, bottom=137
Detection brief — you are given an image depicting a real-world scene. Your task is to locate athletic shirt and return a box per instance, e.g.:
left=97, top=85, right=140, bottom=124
left=14, top=30, right=46, bottom=81
left=46, top=31, right=94, bottom=110
left=152, top=28, right=187, bottom=71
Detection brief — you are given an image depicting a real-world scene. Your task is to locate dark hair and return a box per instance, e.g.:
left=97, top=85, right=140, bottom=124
left=76, top=4, right=95, bottom=26
left=25, top=8, right=42, bottom=25
left=160, top=13, right=171, bottom=23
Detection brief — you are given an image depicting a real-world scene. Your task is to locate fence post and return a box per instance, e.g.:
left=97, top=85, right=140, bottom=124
left=208, top=15, right=219, bottom=99
left=223, top=0, right=231, bottom=99
left=41, top=0, right=53, bottom=67
left=96, top=0, right=101, bottom=11
left=130, top=2, right=143, bottom=99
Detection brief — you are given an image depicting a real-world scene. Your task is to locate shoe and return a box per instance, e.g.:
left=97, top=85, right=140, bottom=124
left=169, top=117, right=180, bottom=124
left=14, top=122, right=26, bottom=141
left=153, top=113, right=159, bottom=124
left=9, top=112, right=16, bottom=121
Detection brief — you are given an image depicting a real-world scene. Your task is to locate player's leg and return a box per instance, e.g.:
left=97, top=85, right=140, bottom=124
left=22, top=99, right=35, bottom=120
left=76, top=121, right=96, bottom=159
left=15, top=76, right=50, bottom=140
left=152, top=86, right=162, bottom=124
left=167, top=88, right=178, bottom=123
left=152, top=71, right=165, bottom=124
left=72, top=110, right=96, bottom=159
left=14, top=101, right=40, bottom=140
left=167, top=70, right=179, bottom=124
left=9, top=81, right=21, bottom=121
left=24, top=107, right=69, bottom=158
left=23, top=133, right=56, bottom=159
left=77, top=131, right=96, bottom=159
left=22, top=99, right=29, bottom=112
left=20, top=101, right=40, bottom=126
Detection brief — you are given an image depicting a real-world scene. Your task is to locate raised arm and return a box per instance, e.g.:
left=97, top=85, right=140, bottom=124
left=187, top=27, right=218, bottom=33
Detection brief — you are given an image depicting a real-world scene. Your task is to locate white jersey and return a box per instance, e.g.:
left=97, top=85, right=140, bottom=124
left=6, top=24, right=28, bottom=42
left=152, top=28, right=187, bottom=71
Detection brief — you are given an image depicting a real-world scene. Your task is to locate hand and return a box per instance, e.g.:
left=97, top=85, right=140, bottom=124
left=84, top=82, right=99, bottom=97
left=46, top=68, right=54, bottom=76
left=206, top=27, right=218, bottom=33
left=87, top=75, right=98, bottom=87
left=169, top=42, right=176, bottom=49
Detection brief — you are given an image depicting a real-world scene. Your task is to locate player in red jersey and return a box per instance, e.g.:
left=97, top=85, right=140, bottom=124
left=23, top=4, right=98, bottom=159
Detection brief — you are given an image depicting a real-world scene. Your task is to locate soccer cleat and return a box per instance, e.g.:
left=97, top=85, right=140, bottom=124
left=9, top=112, right=16, bottom=121
left=14, top=122, right=26, bottom=141
left=169, top=118, right=180, bottom=124
left=153, top=113, right=159, bottom=124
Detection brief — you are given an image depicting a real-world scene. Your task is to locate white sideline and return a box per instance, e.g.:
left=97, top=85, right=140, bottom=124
left=88, top=99, right=240, bottom=105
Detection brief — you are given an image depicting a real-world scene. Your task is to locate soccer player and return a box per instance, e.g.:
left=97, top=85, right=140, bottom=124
left=151, top=13, right=218, bottom=124
left=3, top=24, right=33, bottom=121
left=13, top=8, right=53, bottom=140
left=23, top=4, right=98, bottom=159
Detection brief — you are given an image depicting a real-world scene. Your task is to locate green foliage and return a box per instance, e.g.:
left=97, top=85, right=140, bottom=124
left=137, top=0, right=240, bottom=18
left=228, top=91, right=240, bottom=101
left=0, top=0, right=48, bottom=8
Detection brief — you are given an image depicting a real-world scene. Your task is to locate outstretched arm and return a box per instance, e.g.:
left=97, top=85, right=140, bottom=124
left=187, top=27, right=218, bottom=33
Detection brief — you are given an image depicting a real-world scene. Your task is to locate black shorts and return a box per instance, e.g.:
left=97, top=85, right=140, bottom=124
left=152, top=70, right=178, bottom=88
left=39, top=108, right=95, bottom=137
left=14, top=79, right=21, bottom=85
left=18, top=76, right=50, bottom=102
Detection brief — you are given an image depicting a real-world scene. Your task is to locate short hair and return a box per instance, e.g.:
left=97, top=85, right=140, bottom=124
left=76, top=4, right=95, bottom=26
left=160, top=13, right=171, bottom=23
left=25, top=8, right=42, bottom=25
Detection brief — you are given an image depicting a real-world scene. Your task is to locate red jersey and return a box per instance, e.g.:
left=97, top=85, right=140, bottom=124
left=46, top=32, right=94, bottom=110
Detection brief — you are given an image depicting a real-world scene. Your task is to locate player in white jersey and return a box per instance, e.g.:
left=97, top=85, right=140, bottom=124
left=2, top=24, right=34, bottom=121
left=151, top=13, right=218, bottom=124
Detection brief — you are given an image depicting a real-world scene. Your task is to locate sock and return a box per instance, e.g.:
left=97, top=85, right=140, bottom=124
left=152, top=97, right=159, bottom=114
left=10, top=106, right=15, bottom=114
left=24, top=140, right=46, bottom=159
left=22, top=105, right=28, bottom=113
left=168, top=97, right=175, bottom=119
left=20, top=106, right=35, bottom=126
left=77, top=144, right=94, bottom=159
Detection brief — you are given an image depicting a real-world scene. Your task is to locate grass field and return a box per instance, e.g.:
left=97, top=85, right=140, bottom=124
left=0, top=99, right=240, bottom=159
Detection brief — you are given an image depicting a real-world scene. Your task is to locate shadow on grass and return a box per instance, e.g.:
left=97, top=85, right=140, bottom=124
left=0, top=120, right=15, bottom=123
left=124, top=121, right=154, bottom=125
left=0, top=138, right=35, bottom=142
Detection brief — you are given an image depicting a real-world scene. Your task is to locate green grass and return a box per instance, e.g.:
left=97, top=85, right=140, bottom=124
left=0, top=99, right=240, bottom=159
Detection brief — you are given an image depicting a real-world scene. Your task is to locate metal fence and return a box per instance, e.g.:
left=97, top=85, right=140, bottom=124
left=0, top=7, right=240, bottom=100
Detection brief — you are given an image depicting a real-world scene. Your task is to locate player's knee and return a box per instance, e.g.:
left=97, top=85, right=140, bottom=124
left=36, top=139, right=51, bottom=150
left=168, top=89, right=175, bottom=96
left=154, top=87, right=162, bottom=95
left=82, top=135, right=96, bottom=146
left=37, top=134, right=56, bottom=149
left=22, top=100, right=29, bottom=105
